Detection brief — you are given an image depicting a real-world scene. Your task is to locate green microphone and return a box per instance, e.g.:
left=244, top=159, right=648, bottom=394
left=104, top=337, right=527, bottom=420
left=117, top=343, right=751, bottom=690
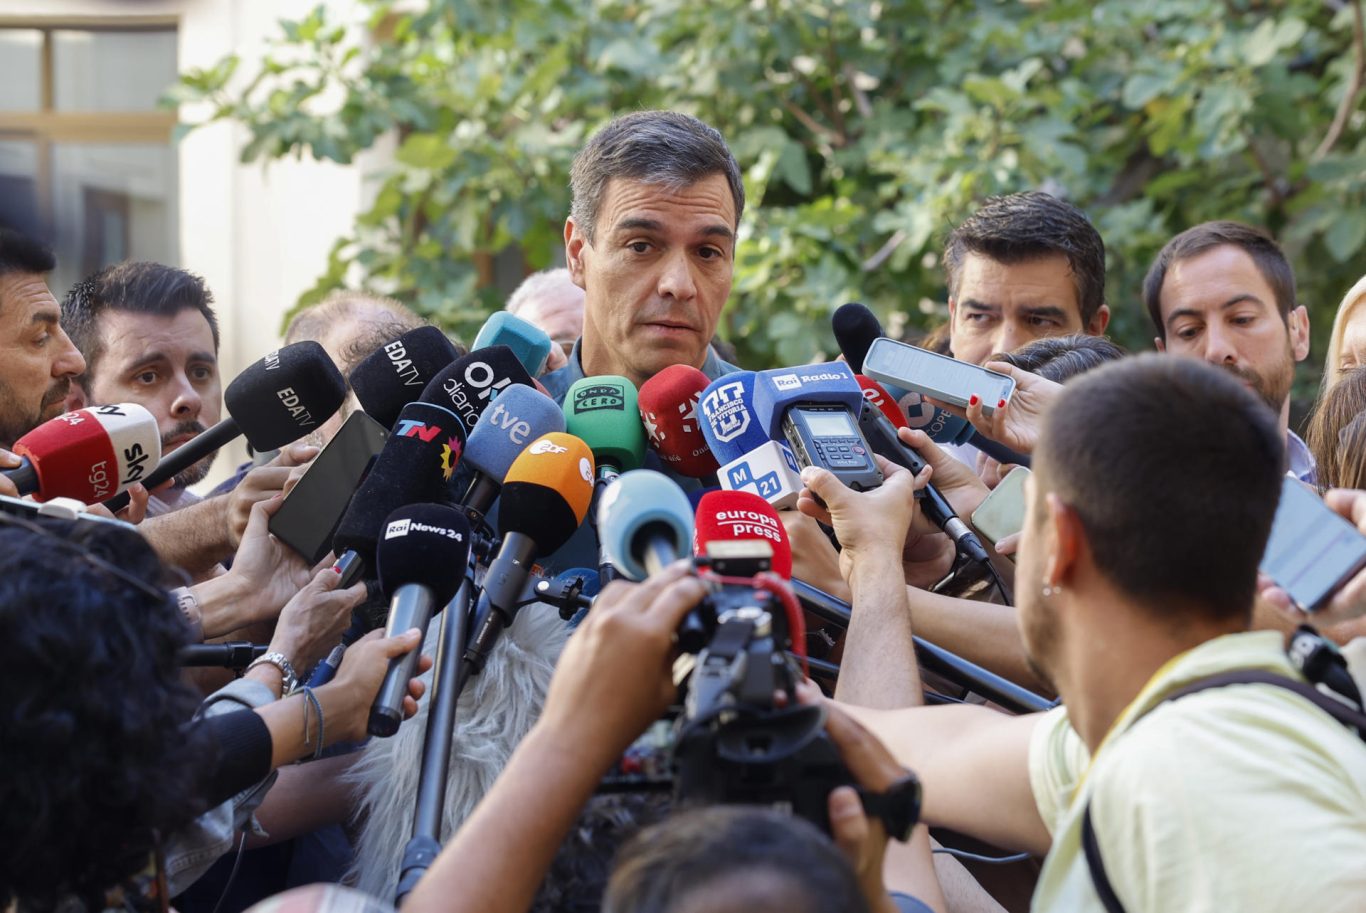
left=564, top=375, right=647, bottom=483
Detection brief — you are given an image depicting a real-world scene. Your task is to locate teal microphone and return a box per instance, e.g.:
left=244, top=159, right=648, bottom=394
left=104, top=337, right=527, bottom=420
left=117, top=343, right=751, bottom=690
left=473, top=312, right=554, bottom=378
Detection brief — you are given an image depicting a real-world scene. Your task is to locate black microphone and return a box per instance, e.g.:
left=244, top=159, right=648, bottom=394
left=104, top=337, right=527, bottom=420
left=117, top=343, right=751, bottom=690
left=855, top=398, right=992, bottom=565
left=369, top=504, right=471, bottom=737
left=105, top=341, right=347, bottom=509
left=350, top=326, right=460, bottom=429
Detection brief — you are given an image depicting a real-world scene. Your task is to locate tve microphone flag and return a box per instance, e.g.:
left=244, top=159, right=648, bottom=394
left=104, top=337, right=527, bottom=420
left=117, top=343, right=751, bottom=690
left=638, top=365, right=719, bottom=479
left=11, top=403, right=160, bottom=502
left=472, top=312, right=554, bottom=378
left=458, top=385, right=565, bottom=521
left=693, top=489, right=793, bottom=580
left=350, top=326, right=460, bottom=429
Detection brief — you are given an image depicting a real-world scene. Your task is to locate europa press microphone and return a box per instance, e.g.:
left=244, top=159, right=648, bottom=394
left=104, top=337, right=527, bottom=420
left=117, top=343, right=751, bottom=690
left=693, top=489, right=794, bottom=580
left=455, top=385, right=565, bottom=526
left=104, top=341, right=347, bottom=510
left=638, top=365, right=721, bottom=481
left=368, top=503, right=472, bottom=737
left=350, top=326, right=460, bottom=428
left=472, top=312, right=555, bottom=379
left=8, top=403, right=160, bottom=503
left=699, top=371, right=803, bottom=510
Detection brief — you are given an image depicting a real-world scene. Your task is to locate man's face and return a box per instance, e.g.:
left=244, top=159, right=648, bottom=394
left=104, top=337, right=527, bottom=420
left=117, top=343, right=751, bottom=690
left=87, top=308, right=221, bottom=487
left=0, top=271, right=87, bottom=447
left=948, top=252, right=1109, bottom=366
left=1014, top=471, right=1060, bottom=689
left=1155, top=244, right=1308, bottom=420
left=566, top=174, right=736, bottom=387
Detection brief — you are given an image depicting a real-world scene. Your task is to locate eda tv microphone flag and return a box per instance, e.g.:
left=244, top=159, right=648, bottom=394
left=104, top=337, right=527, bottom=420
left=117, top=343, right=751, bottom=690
left=11, top=403, right=161, bottom=502
left=350, top=326, right=460, bottom=429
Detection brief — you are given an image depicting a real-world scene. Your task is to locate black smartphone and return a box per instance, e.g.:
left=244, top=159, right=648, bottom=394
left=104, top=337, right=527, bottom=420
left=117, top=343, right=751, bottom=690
left=268, top=411, right=389, bottom=564
left=1261, top=478, right=1366, bottom=612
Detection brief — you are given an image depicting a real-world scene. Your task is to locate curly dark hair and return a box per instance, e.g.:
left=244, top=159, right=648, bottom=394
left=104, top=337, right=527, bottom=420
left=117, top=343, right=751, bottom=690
left=0, top=518, right=207, bottom=910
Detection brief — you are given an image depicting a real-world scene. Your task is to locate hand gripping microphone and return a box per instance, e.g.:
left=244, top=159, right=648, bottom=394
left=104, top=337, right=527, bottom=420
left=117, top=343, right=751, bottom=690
left=597, top=469, right=694, bottom=581
left=472, top=311, right=554, bottom=378
left=350, top=326, right=459, bottom=429
left=564, top=375, right=647, bottom=481
left=464, top=432, right=594, bottom=674
left=10, top=403, right=161, bottom=502
left=421, top=345, right=535, bottom=436
left=700, top=372, right=803, bottom=510
left=369, top=503, right=472, bottom=737
left=751, top=361, right=883, bottom=493
left=693, top=489, right=793, bottom=580
left=457, top=384, right=565, bottom=523
left=108, top=341, right=347, bottom=507
left=638, top=365, right=720, bottom=479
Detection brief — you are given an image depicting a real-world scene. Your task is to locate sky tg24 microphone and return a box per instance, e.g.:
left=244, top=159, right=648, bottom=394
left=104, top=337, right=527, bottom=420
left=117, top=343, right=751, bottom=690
left=11, top=403, right=161, bottom=503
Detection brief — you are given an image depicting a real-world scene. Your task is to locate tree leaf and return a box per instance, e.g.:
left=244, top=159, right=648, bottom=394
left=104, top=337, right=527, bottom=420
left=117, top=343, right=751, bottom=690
left=1324, top=211, right=1366, bottom=264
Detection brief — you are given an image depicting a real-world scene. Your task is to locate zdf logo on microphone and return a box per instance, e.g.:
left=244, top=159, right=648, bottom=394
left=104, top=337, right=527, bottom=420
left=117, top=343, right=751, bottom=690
left=529, top=439, right=568, bottom=455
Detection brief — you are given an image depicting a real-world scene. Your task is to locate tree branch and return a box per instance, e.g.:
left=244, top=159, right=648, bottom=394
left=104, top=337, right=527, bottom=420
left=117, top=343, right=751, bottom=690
left=1314, top=0, right=1365, bottom=161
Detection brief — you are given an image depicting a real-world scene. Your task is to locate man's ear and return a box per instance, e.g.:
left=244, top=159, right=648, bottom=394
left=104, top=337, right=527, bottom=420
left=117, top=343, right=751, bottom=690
left=1154, top=336, right=1166, bottom=353
left=1088, top=303, right=1111, bottom=336
left=1044, top=492, right=1084, bottom=588
left=1290, top=304, right=1311, bottom=362
left=564, top=218, right=588, bottom=290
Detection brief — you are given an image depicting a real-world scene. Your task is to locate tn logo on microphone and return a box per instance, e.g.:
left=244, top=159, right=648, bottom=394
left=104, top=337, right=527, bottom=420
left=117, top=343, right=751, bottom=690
left=701, top=380, right=750, bottom=443
left=396, top=420, right=443, bottom=442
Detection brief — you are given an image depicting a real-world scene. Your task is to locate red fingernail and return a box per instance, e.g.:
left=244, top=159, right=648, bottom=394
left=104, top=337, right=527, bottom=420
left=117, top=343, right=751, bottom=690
left=332, top=566, right=342, bottom=574
left=969, top=394, right=980, bottom=406
left=997, top=399, right=1006, bottom=409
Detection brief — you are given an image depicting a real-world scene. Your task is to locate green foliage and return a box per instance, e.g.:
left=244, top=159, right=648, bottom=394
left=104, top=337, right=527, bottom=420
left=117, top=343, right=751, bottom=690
left=175, top=0, right=1366, bottom=379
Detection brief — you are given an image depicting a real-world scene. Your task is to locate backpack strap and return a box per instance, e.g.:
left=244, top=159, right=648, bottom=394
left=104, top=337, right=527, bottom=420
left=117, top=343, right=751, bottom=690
left=1079, top=669, right=1366, bottom=912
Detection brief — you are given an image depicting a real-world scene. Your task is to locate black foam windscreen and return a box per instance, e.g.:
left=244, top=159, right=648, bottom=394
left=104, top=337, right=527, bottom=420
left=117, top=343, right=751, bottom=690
left=498, top=480, right=581, bottom=556
left=831, top=302, right=884, bottom=374
left=376, top=503, right=471, bottom=604
left=350, top=326, right=459, bottom=428
left=224, top=341, right=347, bottom=450
left=332, top=401, right=464, bottom=564
left=419, top=345, right=535, bottom=432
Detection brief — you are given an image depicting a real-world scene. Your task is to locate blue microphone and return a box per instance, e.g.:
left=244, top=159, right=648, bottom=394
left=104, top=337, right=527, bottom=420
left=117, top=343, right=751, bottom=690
left=473, top=312, right=555, bottom=378
left=750, top=362, right=866, bottom=440
left=459, top=385, right=565, bottom=522
left=597, top=470, right=694, bottom=581
left=700, top=371, right=803, bottom=510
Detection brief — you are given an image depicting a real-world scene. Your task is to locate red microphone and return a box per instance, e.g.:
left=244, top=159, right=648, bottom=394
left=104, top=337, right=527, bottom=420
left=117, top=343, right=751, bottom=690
left=638, top=365, right=720, bottom=478
left=692, top=489, right=793, bottom=580
left=856, top=375, right=908, bottom=430
left=9, top=403, right=162, bottom=503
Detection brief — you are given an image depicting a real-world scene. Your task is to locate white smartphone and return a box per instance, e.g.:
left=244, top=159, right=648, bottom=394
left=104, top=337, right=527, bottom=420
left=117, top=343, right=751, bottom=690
left=863, top=337, right=1015, bottom=417
left=970, top=467, right=1030, bottom=555
left=1260, top=477, right=1366, bottom=612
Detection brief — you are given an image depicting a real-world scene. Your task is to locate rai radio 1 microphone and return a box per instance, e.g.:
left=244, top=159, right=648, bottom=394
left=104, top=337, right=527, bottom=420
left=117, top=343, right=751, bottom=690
left=457, top=384, right=565, bottom=523
left=699, top=371, right=802, bottom=510
left=464, top=432, right=595, bottom=673
left=350, top=326, right=459, bottom=429
left=369, top=503, right=472, bottom=737
left=106, top=341, right=347, bottom=509
left=472, top=312, right=554, bottom=378
left=422, top=345, right=535, bottom=435
left=751, top=361, right=883, bottom=493
left=693, top=489, right=793, bottom=580
left=638, top=365, right=720, bottom=479
left=9, top=403, right=160, bottom=503
left=564, top=375, right=646, bottom=481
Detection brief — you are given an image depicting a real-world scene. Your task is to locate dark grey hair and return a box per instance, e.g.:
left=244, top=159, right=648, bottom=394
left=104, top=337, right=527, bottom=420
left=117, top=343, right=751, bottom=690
left=569, top=110, right=745, bottom=242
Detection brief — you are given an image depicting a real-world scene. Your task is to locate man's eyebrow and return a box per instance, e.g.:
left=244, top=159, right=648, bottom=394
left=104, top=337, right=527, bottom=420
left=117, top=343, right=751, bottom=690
left=189, top=350, right=217, bottom=364
left=122, top=352, right=170, bottom=370
left=612, top=217, right=735, bottom=241
left=1167, top=295, right=1265, bottom=325
left=29, top=311, right=59, bottom=327
left=960, top=299, right=998, bottom=312
left=1021, top=305, right=1069, bottom=321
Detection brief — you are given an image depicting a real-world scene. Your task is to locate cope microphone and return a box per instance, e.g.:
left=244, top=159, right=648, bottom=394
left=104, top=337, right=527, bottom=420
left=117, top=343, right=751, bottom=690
left=350, top=326, right=459, bottom=429
left=107, top=341, right=346, bottom=508
left=472, top=312, right=554, bottom=378
left=693, top=489, right=793, bottom=580
left=457, top=385, right=565, bottom=524
left=9, top=403, right=161, bottom=503
left=369, top=503, right=471, bottom=737
left=699, top=371, right=803, bottom=510
left=464, top=433, right=594, bottom=675
left=639, top=365, right=720, bottom=479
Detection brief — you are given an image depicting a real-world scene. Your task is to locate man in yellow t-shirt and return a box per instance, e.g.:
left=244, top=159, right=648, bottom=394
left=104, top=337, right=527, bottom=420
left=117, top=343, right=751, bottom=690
left=825, top=354, right=1366, bottom=911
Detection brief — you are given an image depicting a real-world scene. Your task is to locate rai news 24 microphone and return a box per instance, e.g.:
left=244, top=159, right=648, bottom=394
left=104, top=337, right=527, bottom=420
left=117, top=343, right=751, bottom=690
left=369, top=503, right=472, bottom=737
left=465, top=432, right=594, bottom=670
left=564, top=375, right=646, bottom=482
left=639, top=365, right=720, bottom=479
left=350, top=326, right=459, bottom=429
left=472, top=312, right=555, bottom=378
left=107, top=341, right=347, bottom=509
left=699, top=371, right=803, bottom=510
left=9, top=403, right=160, bottom=502
left=457, top=384, right=565, bottom=522
left=693, top=489, right=793, bottom=580
left=751, top=361, right=883, bottom=493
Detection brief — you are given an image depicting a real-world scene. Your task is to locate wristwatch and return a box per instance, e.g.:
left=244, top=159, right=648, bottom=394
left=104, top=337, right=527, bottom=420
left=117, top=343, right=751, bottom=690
left=858, top=771, right=923, bottom=842
left=245, top=651, right=298, bottom=695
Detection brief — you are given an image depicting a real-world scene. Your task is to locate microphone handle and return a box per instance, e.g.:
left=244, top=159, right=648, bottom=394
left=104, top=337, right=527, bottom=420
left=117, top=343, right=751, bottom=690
left=102, top=418, right=241, bottom=511
left=967, top=431, right=1031, bottom=469
left=642, top=533, right=680, bottom=577
left=459, top=471, right=500, bottom=525
left=594, top=466, right=621, bottom=586
left=1, top=458, right=39, bottom=496
left=368, top=583, right=437, bottom=737
left=465, top=532, right=537, bottom=672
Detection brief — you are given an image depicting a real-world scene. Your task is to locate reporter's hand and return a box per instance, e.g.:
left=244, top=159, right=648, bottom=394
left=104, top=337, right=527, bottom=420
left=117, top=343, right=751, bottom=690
left=537, top=561, right=707, bottom=768
left=0, top=447, right=22, bottom=498
left=797, top=455, right=929, bottom=582
left=224, top=494, right=315, bottom=624
left=1316, top=489, right=1366, bottom=622
left=82, top=483, right=149, bottom=524
left=269, top=566, right=367, bottom=672
left=899, top=428, right=989, bottom=521
left=227, top=443, right=320, bottom=547
left=929, top=362, right=1061, bottom=455
left=782, top=510, right=852, bottom=602
left=320, top=627, right=431, bottom=743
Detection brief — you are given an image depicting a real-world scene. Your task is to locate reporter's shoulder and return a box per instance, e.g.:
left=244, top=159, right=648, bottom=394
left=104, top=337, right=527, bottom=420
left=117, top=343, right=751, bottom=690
left=245, top=884, right=394, bottom=913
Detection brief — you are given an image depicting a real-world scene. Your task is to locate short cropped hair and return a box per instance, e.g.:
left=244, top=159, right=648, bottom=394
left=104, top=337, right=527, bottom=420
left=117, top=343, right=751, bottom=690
left=284, top=290, right=424, bottom=347
left=570, top=111, right=744, bottom=243
left=603, top=806, right=868, bottom=913
left=1142, top=221, right=1297, bottom=341
left=62, top=261, right=220, bottom=385
left=992, top=334, right=1127, bottom=384
left=0, top=226, right=56, bottom=279
left=1034, top=354, right=1284, bottom=621
left=1306, top=366, right=1366, bottom=491
left=943, top=192, right=1107, bottom=326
